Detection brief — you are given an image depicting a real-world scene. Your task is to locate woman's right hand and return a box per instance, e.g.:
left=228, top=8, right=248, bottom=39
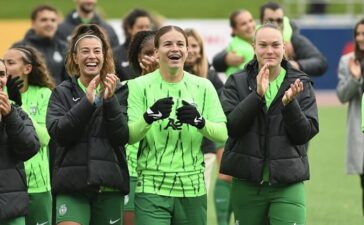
left=256, top=64, right=269, bottom=97
left=140, top=55, right=159, bottom=75
left=86, top=75, right=100, bottom=104
left=349, top=57, right=361, bottom=80
left=0, top=91, right=11, bottom=116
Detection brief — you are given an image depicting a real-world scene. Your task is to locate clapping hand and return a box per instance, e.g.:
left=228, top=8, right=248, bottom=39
left=102, top=73, right=119, bottom=99
left=282, top=78, right=304, bottom=106
left=143, top=97, right=174, bottom=124
left=140, top=55, right=159, bottom=75
left=349, top=57, right=361, bottom=80
left=256, top=64, right=270, bottom=97
left=176, top=100, right=205, bottom=129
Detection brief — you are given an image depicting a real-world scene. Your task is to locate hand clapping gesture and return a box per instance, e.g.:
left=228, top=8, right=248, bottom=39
left=282, top=78, right=304, bottom=106
left=140, top=55, right=159, bottom=75
left=0, top=91, right=11, bottom=116
left=349, top=57, right=361, bottom=80
left=256, top=64, right=270, bottom=97
left=102, top=74, right=119, bottom=99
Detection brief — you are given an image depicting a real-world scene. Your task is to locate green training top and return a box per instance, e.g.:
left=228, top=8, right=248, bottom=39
left=127, top=69, right=227, bottom=197
left=126, top=141, right=138, bottom=177
left=263, top=68, right=286, bottom=181
left=22, top=85, right=52, bottom=193
left=225, top=36, right=254, bottom=76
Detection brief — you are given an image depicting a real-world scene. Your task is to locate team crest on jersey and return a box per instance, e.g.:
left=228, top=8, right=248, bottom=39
left=29, top=104, right=37, bottom=116
left=58, top=204, right=67, bottom=216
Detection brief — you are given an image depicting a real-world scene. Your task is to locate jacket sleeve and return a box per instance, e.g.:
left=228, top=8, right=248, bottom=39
left=46, top=88, right=96, bottom=147
left=282, top=81, right=319, bottom=145
left=208, top=68, right=224, bottom=97
left=221, top=76, right=265, bottom=138
left=336, top=55, right=363, bottom=103
left=292, top=34, right=328, bottom=77
left=212, top=49, right=229, bottom=72
left=103, top=90, right=129, bottom=147
left=4, top=105, right=40, bottom=161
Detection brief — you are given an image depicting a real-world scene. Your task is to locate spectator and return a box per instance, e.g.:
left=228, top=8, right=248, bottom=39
left=213, top=1, right=328, bottom=77
left=337, top=18, right=364, bottom=216
left=56, top=0, right=119, bottom=48
left=113, top=8, right=153, bottom=81
left=13, top=4, right=68, bottom=85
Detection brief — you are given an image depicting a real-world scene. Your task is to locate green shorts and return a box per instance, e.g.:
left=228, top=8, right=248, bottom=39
left=135, top=193, right=206, bottom=225
left=56, top=191, right=124, bottom=225
left=124, top=176, right=137, bottom=211
left=26, top=191, right=52, bottom=225
left=0, top=217, right=25, bottom=225
left=231, top=179, right=306, bottom=225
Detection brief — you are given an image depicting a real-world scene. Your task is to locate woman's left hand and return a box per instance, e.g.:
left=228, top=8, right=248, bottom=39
left=282, top=78, right=303, bottom=106
left=0, top=91, right=12, bottom=116
left=103, top=73, right=119, bottom=99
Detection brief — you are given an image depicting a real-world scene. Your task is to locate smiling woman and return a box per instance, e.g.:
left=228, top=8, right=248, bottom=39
left=220, top=23, right=319, bottom=225
left=122, top=25, right=228, bottom=225
left=46, top=24, right=129, bottom=225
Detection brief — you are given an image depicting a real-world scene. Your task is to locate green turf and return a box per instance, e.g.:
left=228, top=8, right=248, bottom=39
left=0, top=0, right=360, bottom=19
left=306, top=106, right=362, bottom=225
left=207, top=106, right=363, bottom=225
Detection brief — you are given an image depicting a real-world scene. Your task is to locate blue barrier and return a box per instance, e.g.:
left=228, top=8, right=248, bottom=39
left=301, top=28, right=353, bottom=90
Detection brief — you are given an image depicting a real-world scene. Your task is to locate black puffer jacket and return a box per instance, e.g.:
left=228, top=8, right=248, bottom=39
left=56, top=10, right=119, bottom=48
left=46, top=77, right=129, bottom=194
left=113, top=42, right=135, bottom=81
left=13, top=29, right=68, bottom=85
left=220, top=59, right=319, bottom=185
left=0, top=106, right=39, bottom=220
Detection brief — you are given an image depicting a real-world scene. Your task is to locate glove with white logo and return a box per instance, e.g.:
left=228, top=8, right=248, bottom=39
left=6, top=76, right=23, bottom=106
left=143, top=97, right=174, bottom=124
left=176, top=100, right=205, bottom=129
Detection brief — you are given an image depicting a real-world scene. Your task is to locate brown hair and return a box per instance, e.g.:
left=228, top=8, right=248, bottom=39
left=31, top=4, right=58, bottom=21
left=11, top=46, right=55, bottom=89
left=65, top=24, right=115, bottom=80
left=354, top=18, right=364, bottom=61
left=253, top=22, right=282, bottom=43
left=154, top=25, right=188, bottom=48
left=184, top=28, right=208, bottom=78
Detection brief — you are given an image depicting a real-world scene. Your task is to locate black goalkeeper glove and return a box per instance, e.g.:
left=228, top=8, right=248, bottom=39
left=6, top=76, right=23, bottom=106
left=143, top=97, right=174, bottom=124
left=176, top=100, right=205, bottom=129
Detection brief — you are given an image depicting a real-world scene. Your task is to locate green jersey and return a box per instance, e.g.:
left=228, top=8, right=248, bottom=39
left=127, top=70, right=227, bottom=197
left=226, top=36, right=254, bottom=76
left=126, top=142, right=138, bottom=177
left=22, top=85, right=51, bottom=193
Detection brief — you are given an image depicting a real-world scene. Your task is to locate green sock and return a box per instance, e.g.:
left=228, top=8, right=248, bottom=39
left=214, top=178, right=233, bottom=225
